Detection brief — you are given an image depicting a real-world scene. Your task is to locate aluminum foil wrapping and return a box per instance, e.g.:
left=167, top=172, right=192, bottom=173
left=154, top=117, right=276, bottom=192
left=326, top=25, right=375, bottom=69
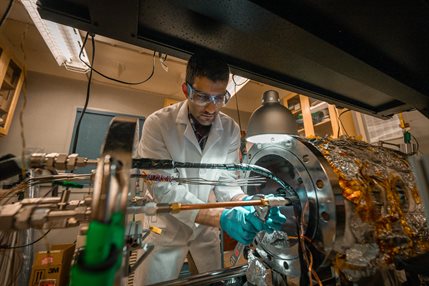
left=246, top=252, right=272, bottom=286
left=261, top=230, right=290, bottom=249
left=338, top=243, right=379, bottom=281
left=311, top=137, right=429, bottom=262
left=346, top=243, right=379, bottom=267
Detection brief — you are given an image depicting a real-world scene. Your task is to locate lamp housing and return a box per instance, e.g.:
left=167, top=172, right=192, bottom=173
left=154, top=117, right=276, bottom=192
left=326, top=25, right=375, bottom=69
left=246, top=90, right=298, bottom=144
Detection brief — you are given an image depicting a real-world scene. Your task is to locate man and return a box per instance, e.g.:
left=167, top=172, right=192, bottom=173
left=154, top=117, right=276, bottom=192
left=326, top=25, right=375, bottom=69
left=135, top=52, right=285, bottom=284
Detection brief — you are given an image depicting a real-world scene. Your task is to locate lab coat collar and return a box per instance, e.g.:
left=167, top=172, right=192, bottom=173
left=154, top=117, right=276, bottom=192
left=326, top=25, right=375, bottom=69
left=176, top=101, right=189, bottom=125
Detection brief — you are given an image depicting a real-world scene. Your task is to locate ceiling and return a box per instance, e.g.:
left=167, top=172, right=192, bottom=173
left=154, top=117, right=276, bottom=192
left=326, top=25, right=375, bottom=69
left=33, top=0, right=429, bottom=118
left=0, top=0, right=294, bottom=113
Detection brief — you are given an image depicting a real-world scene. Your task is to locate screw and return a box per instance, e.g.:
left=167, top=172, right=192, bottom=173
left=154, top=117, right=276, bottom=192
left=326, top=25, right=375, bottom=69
left=316, top=179, right=324, bottom=189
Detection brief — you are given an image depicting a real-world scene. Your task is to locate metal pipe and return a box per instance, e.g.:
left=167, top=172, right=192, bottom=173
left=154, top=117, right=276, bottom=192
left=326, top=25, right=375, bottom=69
left=128, top=198, right=291, bottom=216
left=3, top=231, right=17, bottom=286
left=220, top=231, right=225, bottom=269
left=127, top=200, right=270, bottom=216
left=58, top=189, right=70, bottom=210
left=148, top=265, right=248, bottom=286
left=172, top=199, right=269, bottom=212
left=18, top=169, right=39, bottom=286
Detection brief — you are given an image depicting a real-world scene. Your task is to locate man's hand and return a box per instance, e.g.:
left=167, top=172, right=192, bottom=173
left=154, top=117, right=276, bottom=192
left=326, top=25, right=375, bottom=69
left=220, top=207, right=266, bottom=245
left=265, top=207, right=286, bottom=232
left=242, top=194, right=287, bottom=233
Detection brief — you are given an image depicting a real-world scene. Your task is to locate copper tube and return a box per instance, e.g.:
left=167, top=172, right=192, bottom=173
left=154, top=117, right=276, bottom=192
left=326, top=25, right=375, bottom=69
left=171, top=199, right=268, bottom=212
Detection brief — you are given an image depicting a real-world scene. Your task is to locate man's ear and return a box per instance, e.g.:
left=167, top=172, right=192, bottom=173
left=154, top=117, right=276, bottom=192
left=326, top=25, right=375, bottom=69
left=182, top=83, right=189, bottom=99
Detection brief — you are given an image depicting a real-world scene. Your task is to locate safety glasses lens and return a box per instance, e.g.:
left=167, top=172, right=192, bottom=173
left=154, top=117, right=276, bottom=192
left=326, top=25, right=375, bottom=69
left=187, top=83, right=230, bottom=106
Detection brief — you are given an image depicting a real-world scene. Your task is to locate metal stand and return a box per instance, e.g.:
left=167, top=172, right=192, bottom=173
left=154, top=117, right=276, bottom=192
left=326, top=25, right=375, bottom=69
left=18, top=169, right=39, bottom=286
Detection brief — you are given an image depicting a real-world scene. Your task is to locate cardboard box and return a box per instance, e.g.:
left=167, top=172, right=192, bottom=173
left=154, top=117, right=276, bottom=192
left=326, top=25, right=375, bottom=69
left=29, top=244, right=75, bottom=286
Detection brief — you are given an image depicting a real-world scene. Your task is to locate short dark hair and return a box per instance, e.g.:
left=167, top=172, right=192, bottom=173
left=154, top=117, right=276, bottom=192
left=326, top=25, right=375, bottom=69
left=186, top=52, right=230, bottom=85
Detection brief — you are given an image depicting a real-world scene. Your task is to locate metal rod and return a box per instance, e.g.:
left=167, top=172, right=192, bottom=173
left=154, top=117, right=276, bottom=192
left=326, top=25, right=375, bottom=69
left=148, top=265, right=248, bottom=286
left=19, top=169, right=39, bottom=286
left=173, top=199, right=268, bottom=211
left=3, top=231, right=17, bottom=286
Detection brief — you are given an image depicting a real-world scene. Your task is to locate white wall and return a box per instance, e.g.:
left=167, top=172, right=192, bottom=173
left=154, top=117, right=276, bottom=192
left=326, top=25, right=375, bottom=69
left=0, top=71, right=165, bottom=155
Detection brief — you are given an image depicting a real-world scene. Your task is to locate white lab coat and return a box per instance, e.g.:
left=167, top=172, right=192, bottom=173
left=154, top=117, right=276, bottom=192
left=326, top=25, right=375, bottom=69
left=134, top=100, right=244, bottom=285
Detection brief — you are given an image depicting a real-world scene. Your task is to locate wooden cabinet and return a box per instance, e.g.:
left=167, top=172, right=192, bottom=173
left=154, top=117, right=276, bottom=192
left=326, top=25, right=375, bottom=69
left=283, top=93, right=357, bottom=138
left=0, top=42, right=25, bottom=136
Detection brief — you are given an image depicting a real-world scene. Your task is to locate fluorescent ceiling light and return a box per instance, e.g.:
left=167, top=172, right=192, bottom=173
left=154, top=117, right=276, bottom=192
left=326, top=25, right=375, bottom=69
left=227, top=74, right=249, bottom=97
left=21, top=0, right=90, bottom=73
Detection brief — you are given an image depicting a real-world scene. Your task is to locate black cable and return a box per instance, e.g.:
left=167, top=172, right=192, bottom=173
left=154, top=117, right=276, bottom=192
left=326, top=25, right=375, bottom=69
left=132, top=158, right=297, bottom=198
left=232, top=75, right=242, bottom=131
left=411, top=134, right=420, bottom=153
left=156, top=51, right=167, bottom=61
left=72, top=34, right=95, bottom=153
left=0, top=229, right=51, bottom=249
left=232, top=74, right=249, bottom=86
left=0, top=0, right=13, bottom=27
left=79, top=32, right=156, bottom=85
left=337, top=109, right=350, bottom=137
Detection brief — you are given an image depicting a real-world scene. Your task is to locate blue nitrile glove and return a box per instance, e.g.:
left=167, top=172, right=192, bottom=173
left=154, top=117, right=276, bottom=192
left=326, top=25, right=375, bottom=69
left=242, top=194, right=286, bottom=233
left=265, top=207, right=286, bottom=231
left=220, top=207, right=266, bottom=245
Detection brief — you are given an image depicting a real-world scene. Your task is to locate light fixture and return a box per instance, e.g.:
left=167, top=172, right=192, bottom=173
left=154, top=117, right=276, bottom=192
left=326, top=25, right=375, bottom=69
left=21, top=0, right=90, bottom=73
left=246, top=90, right=298, bottom=143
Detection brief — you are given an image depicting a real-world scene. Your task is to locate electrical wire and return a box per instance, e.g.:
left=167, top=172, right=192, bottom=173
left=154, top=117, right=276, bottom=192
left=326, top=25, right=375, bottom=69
left=79, top=32, right=156, bottom=85
left=0, top=230, right=51, bottom=249
left=337, top=109, right=350, bottom=137
left=132, top=159, right=296, bottom=194
left=136, top=172, right=266, bottom=187
left=411, top=134, right=420, bottom=153
left=288, top=235, right=320, bottom=285
left=0, top=174, right=91, bottom=205
left=232, top=75, right=243, bottom=131
left=6, top=247, right=23, bottom=286
left=232, top=75, right=249, bottom=87
left=307, top=245, right=323, bottom=286
left=158, top=52, right=168, bottom=71
left=71, top=33, right=95, bottom=153
left=0, top=231, right=24, bottom=286
left=160, top=53, right=167, bottom=62
left=0, top=0, right=13, bottom=27
left=19, top=24, right=29, bottom=178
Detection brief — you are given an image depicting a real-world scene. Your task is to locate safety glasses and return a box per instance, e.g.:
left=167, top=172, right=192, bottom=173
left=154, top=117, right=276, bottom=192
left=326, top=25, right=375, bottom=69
left=186, top=82, right=231, bottom=107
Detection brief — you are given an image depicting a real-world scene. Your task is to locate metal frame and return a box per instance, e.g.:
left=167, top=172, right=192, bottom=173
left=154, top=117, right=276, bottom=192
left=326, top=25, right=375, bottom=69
left=37, top=0, right=429, bottom=118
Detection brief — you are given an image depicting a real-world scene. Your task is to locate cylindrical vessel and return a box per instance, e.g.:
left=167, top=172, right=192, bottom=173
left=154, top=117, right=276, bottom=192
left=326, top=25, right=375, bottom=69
left=244, top=136, right=429, bottom=283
